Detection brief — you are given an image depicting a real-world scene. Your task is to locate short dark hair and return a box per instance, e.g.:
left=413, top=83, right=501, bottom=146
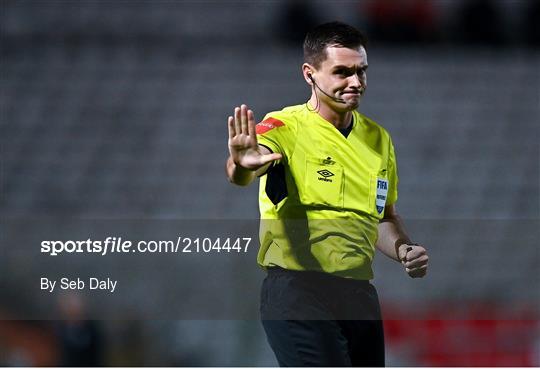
left=303, top=21, right=368, bottom=69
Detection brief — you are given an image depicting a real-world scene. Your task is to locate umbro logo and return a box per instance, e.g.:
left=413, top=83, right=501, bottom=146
left=317, top=169, right=334, bottom=182
left=317, top=169, right=334, bottom=178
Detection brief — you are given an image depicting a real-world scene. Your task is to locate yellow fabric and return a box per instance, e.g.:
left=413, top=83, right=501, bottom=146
left=256, top=103, right=398, bottom=280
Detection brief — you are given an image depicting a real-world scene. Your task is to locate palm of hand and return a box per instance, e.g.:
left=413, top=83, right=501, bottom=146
left=228, top=134, right=262, bottom=170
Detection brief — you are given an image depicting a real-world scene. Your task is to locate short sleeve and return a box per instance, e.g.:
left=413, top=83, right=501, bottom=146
left=256, top=114, right=295, bottom=161
left=386, top=137, right=399, bottom=205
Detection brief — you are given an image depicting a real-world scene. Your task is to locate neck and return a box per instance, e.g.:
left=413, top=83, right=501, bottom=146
left=308, top=95, right=353, bottom=129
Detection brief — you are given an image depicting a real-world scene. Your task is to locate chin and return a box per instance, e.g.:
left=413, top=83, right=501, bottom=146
left=342, top=99, right=360, bottom=110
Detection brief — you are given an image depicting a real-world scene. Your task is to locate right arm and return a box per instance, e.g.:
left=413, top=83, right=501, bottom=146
left=226, top=104, right=282, bottom=186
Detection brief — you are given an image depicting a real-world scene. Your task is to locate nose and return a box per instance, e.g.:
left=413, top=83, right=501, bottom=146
left=349, top=73, right=365, bottom=90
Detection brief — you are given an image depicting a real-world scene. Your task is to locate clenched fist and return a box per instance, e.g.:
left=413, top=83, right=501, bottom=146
left=398, top=244, right=428, bottom=278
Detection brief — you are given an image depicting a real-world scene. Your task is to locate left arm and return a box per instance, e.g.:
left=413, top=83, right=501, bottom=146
left=376, top=204, right=429, bottom=278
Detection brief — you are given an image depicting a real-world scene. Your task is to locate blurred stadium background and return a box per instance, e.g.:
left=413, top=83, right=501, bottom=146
left=1, top=0, right=539, bottom=366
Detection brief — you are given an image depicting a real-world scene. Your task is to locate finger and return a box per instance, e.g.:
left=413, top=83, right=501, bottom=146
left=407, top=266, right=427, bottom=278
left=403, top=245, right=427, bottom=262
left=406, top=264, right=428, bottom=273
left=399, top=245, right=412, bottom=262
left=259, top=153, right=283, bottom=165
left=240, top=104, right=248, bottom=134
left=405, top=260, right=428, bottom=270
left=234, top=106, right=242, bottom=135
left=247, top=109, right=256, bottom=138
left=405, top=256, right=428, bottom=269
left=407, top=247, right=426, bottom=260
left=407, top=265, right=427, bottom=278
left=228, top=116, right=235, bottom=139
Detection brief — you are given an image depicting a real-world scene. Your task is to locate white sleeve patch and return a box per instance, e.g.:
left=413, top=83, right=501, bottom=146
left=376, top=178, right=389, bottom=214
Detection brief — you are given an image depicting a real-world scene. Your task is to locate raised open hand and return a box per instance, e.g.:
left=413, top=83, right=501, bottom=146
left=228, top=104, right=282, bottom=171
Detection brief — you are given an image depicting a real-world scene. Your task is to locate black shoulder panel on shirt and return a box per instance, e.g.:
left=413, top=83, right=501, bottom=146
left=265, top=163, right=288, bottom=205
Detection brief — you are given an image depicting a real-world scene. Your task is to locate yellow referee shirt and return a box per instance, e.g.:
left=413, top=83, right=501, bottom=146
left=256, top=103, right=398, bottom=280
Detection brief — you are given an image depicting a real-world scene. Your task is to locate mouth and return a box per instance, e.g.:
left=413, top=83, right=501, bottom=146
left=341, top=91, right=363, bottom=98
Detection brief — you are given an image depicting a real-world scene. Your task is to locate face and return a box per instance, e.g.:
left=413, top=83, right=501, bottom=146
left=309, top=46, right=368, bottom=111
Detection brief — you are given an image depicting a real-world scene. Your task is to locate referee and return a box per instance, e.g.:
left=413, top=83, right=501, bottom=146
left=226, top=21, right=429, bottom=367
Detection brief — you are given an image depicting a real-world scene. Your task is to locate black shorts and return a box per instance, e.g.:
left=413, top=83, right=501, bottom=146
left=260, top=267, right=385, bottom=367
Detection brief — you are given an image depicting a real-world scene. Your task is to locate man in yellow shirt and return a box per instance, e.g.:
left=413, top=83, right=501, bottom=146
left=226, top=21, right=429, bottom=366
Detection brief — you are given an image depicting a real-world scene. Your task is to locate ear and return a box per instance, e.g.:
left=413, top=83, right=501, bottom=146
left=302, top=63, right=315, bottom=86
